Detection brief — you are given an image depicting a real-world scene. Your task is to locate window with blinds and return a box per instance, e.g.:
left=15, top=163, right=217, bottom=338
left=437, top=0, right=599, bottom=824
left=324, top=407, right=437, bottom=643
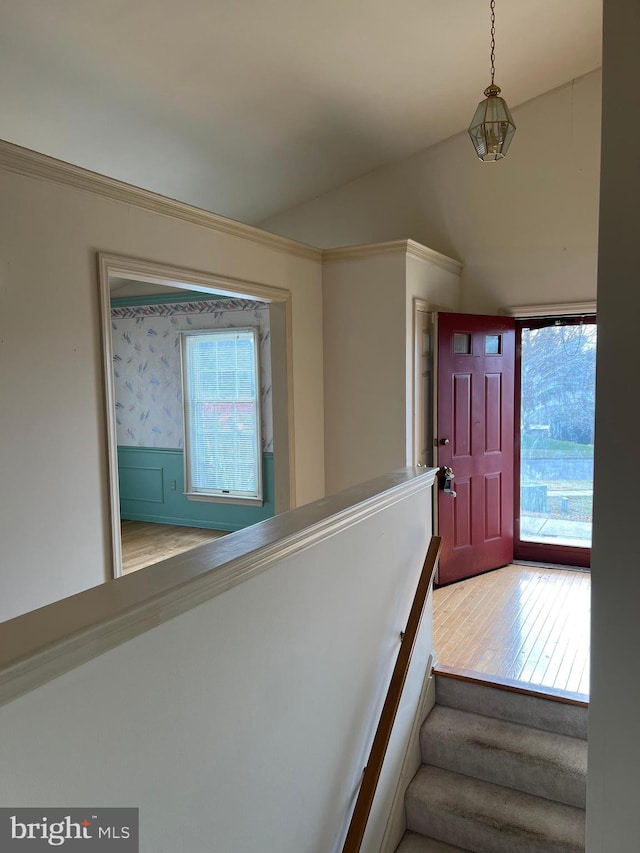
left=181, top=328, right=262, bottom=501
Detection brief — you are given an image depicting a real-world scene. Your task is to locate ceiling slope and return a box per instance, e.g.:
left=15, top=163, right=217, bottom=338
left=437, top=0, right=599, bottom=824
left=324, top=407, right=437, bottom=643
left=0, top=0, right=601, bottom=223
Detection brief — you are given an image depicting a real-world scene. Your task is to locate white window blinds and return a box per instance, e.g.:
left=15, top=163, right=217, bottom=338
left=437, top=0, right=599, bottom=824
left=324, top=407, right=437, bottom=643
left=181, top=329, right=262, bottom=500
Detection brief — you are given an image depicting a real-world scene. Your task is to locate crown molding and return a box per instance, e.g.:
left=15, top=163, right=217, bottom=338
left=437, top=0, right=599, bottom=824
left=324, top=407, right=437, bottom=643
left=322, top=239, right=411, bottom=263
left=323, top=238, right=462, bottom=274
left=501, top=301, right=597, bottom=318
left=0, top=139, right=322, bottom=262
left=405, top=239, right=463, bottom=273
left=0, top=140, right=466, bottom=274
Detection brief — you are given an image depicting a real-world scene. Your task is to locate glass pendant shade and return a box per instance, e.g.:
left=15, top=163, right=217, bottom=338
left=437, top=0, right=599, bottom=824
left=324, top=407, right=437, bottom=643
left=468, top=84, right=516, bottom=161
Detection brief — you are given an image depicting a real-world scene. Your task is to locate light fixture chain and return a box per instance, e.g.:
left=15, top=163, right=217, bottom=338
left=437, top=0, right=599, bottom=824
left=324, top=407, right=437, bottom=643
left=490, top=0, right=496, bottom=85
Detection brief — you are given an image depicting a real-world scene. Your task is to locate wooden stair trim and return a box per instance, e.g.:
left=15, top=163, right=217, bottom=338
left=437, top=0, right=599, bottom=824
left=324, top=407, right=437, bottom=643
left=341, top=535, right=443, bottom=853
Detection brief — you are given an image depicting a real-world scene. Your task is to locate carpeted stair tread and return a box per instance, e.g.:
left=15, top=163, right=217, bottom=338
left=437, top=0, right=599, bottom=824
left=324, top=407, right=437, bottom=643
left=420, top=704, right=587, bottom=807
left=406, top=764, right=585, bottom=853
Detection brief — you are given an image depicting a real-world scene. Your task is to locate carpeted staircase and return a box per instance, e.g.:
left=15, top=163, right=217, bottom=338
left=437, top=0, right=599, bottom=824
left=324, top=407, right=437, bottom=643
left=395, top=674, right=587, bottom=853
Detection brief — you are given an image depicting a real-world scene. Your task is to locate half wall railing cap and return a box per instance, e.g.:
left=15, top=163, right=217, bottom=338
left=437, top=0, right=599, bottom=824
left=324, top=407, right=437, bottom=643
left=0, top=465, right=438, bottom=708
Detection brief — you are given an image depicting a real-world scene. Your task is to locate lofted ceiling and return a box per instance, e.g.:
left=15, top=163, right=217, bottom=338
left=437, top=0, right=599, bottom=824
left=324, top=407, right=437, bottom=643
left=0, top=0, right=602, bottom=226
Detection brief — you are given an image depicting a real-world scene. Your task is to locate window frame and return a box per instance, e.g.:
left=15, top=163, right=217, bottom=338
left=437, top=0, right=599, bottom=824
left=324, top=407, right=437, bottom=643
left=180, top=327, right=263, bottom=504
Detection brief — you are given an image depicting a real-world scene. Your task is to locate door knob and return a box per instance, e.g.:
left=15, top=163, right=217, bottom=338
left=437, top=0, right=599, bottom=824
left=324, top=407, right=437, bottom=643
left=440, top=438, right=450, bottom=445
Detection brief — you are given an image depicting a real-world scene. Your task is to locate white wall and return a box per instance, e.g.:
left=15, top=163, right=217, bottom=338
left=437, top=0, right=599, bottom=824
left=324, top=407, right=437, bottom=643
left=262, top=70, right=602, bottom=314
left=323, top=252, right=406, bottom=494
left=586, top=2, right=640, bottom=849
left=0, top=165, right=324, bottom=622
left=322, top=247, right=460, bottom=495
left=0, top=474, right=436, bottom=853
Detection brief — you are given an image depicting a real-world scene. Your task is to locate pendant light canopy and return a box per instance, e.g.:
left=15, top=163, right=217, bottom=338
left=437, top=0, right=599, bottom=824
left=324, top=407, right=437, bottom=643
left=468, top=0, right=515, bottom=161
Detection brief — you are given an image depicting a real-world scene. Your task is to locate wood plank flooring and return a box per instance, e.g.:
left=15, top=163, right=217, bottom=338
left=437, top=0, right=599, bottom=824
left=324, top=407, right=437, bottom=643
left=433, top=564, right=590, bottom=700
left=121, top=520, right=228, bottom=574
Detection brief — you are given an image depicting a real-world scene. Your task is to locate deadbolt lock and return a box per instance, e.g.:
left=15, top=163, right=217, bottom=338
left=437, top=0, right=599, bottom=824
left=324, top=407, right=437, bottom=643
left=439, top=466, right=457, bottom=498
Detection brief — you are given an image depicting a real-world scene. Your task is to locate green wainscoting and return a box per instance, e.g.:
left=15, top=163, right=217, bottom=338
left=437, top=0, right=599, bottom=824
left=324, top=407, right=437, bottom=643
left=118, top=447, right=274, bottom=531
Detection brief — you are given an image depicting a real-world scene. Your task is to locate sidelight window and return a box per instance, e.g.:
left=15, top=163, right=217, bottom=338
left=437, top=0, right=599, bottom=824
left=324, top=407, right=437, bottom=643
left=518, top=318, right=596, bottom=555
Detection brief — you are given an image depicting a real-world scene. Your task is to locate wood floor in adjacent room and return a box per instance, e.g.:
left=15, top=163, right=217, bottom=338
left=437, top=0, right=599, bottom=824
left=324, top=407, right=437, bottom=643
left=121, top=520, right=228, bottom=574
left=433, top=564, right=590, bottom=701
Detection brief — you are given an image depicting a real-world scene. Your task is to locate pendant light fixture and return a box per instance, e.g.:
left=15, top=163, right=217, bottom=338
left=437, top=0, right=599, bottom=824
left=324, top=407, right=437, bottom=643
left=468, top=0, right=516, bottom=161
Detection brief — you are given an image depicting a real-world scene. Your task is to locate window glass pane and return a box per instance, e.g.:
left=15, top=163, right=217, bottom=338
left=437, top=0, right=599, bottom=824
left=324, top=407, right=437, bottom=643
left=182, top=329, right=261, bottom=498
left=520, top=322, right=596, bottom=548
left=453, top=333, right=471, bottom=354
left=485, top=334, right=501, bottom=354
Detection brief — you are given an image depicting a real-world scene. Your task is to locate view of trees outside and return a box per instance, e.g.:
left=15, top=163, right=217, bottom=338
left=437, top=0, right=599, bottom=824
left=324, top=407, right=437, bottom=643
left=520, top=322, right=597, bottom=546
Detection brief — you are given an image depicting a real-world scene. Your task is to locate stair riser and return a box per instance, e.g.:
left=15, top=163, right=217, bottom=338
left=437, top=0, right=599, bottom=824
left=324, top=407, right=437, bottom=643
left=395, top=833, right=470, bottom=853
left=435, top=676, right=588, bottom=739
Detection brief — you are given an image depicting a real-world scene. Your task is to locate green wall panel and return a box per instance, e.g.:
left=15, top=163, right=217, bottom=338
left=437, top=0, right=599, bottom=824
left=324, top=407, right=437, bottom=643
left=118, top=447, right=274, bottom=531
left=118, top=464, right=164, bottom=503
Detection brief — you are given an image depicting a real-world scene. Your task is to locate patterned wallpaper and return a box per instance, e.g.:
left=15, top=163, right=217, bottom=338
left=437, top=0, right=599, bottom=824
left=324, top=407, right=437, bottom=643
left=111, top=298, right=272, bottom=450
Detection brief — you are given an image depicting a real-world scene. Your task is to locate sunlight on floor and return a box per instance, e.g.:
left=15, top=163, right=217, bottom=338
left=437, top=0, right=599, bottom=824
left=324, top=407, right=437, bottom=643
left=433, top=565, right=590, bottom=699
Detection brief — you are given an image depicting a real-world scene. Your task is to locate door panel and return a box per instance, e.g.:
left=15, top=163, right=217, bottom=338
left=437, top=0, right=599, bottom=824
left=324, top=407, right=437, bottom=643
left=436, top=312, right=515, bottom=585
left=485, top=472, right=503, bottom=540
left=485, top=374, right=503, bottom=451
left=453, top=374, right=472, bottom=454
left=453, top=478, right=472, bottom=547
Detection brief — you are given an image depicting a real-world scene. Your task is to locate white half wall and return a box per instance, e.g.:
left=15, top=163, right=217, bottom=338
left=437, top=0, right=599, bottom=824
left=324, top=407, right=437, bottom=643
left=0, top=157, right=324, bottom=622
left=0, top=470, right=437, bottom=853
left=261, top=70, right=602, bottom=314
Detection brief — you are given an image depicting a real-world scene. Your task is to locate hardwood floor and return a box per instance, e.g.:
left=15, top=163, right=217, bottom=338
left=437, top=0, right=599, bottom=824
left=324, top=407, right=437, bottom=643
left=433, top=564, right=590, bottom=700
left=121, top=520, right=228, bottom=574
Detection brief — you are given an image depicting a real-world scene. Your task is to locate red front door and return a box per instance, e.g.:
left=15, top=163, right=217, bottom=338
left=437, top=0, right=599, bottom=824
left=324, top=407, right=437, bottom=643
left=436, top=312, right=515, bottom=585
